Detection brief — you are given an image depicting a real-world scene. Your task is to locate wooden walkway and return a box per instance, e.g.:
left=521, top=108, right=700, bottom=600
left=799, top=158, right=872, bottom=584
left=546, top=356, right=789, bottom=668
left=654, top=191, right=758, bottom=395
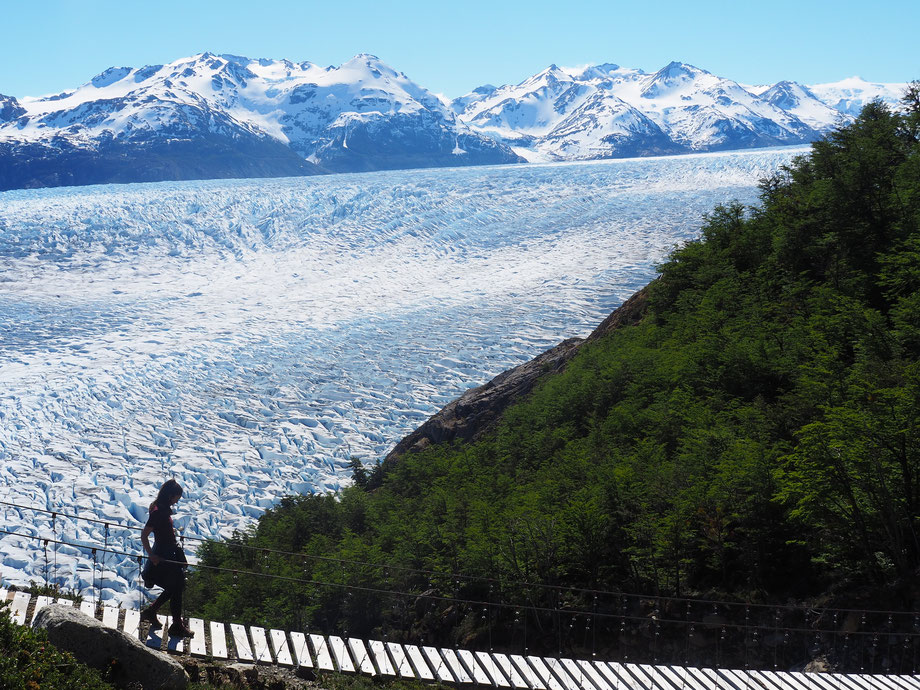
left=4, top=589, right=919, bottom=689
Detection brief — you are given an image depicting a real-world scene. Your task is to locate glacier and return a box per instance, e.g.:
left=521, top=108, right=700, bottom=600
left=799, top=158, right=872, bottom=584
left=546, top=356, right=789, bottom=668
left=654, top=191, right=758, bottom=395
left=0, top=146, right=805, bottom=605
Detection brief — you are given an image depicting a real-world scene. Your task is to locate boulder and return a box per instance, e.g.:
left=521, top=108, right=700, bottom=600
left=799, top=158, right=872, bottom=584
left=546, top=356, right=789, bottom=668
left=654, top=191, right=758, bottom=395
left=32, top=604, right=188, bottom=690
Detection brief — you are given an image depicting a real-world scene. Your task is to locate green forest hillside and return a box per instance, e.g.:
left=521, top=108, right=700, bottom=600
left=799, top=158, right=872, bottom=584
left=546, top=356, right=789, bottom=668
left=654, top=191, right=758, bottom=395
left=187, top=92, right=920, bottom=666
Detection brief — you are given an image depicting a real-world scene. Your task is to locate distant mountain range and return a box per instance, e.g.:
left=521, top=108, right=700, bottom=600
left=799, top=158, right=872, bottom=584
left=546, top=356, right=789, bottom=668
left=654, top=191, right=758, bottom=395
left=0, top=53, right=907, bottom=191
left=451, top=63, right=906, bottom=162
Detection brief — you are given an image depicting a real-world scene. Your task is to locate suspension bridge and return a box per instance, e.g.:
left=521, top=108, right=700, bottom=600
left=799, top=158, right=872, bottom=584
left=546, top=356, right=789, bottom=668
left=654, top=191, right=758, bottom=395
left=2, top=499, right=920, bottom=688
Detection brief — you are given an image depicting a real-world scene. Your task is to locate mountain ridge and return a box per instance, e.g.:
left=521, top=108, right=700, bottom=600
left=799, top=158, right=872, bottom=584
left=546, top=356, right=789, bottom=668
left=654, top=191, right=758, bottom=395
left=0, top=53, right=907, bottom=190
left=0, top=52, right=523, bottom=190
left=452, top=62, right=906, bottom=162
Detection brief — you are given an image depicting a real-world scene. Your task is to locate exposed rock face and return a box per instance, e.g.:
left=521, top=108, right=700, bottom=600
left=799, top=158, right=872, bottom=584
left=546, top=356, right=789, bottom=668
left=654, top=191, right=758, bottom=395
left=0, top=133, right=317, bottom=192
left=32, top=604, right=188, bottom=690
left=385, top=285, right=650, bottom=463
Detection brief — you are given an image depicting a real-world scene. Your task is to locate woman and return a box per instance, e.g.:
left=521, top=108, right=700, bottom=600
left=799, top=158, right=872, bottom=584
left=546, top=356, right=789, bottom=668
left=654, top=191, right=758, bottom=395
left=140, top=479, right=193, bottom=638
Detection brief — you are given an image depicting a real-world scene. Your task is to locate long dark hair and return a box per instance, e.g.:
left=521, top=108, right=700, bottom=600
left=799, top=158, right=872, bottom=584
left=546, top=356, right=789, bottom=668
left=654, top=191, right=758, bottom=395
left=153, top=479, right=183, bottom=510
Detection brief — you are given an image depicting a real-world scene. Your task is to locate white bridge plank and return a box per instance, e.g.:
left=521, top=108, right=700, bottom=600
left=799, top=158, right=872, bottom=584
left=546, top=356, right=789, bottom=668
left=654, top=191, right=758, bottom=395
left=79, top=600, right=96, bottom=619
left=560, top=657, right=594, bottom=690
left=577, top=659, right=612, bottom=690
left=101, top=605, right=119, bottom=629
left=390, top=642, right=419, bottom=679
left=888, top=676, right=920, bottom=690
left=703, top=666, right=749, bottom=690
left=749, top=670, right=788, bottom=690
left=478, top=651, right=512, bottom=687
left=657, top=665, right=700, bottom=690
left=595, top=661, right=639, bottom=690
left=438, top=648, right=469, bottom=684
left=808, top=671, right=857, bottom=690
left=270, top=629, right=293, bottom=666
left=330, top=635, right=356, bottom=673
left=457, top=648, right=490, bottom=685
left=369, top=639, right=396, bottom=676
left=310, top=633, right=335, bottom=671
left=513, top=655, right=547, bottom=690
left=367, top=640, right=396, bottom=676
left=422, top=646, right=455, bottom=683
left=775, top=671, right=818, bottom=690
left=290, top=632, right=312, bottom=668
left=230, top=623, right=253, bottom=662
left=862, top=675, right=917, bottom=690
left=209, top=621, right=228, bottom=659
left=163, top=616, right=184, bottom=654
left=621, top=663, right=656, bottom=690
left=714, top=668, right=759, bottom=690
left=11, top=592, right=31, bottom=626
left=405, top=645, right=435, bottom=681
left=30, top=595, right=53, bottom=624
left=528, top=656, right=567, bottom=690
left=188, top=618, right=207, bottom=657
left=348, top=638, right=376, bottom=676
left=250, top=626, right=273, bottom=664
left=546, top=658, right=580, bottom=690
left=145, top=615, right=166, bottom=650
left=497, top=653, right=533, bottom=689
left=123, top=609, right=140, bottom=638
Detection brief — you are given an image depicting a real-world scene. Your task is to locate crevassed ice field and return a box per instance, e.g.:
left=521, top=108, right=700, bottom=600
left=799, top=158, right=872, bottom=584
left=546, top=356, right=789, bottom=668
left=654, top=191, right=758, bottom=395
left=0, top=147, right=804, bottom=604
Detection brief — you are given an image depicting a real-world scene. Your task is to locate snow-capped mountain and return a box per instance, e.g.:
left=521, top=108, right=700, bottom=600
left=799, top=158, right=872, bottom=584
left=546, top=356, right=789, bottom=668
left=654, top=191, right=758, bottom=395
left=807, top=76, right=907, bottom=117
left=0, top=53, right=522, bottom=190
left=452, top=63, right=907, bottom=162
left=0, top=54, right=907, bottom=189
left=754, top=80, right=846, bottom=131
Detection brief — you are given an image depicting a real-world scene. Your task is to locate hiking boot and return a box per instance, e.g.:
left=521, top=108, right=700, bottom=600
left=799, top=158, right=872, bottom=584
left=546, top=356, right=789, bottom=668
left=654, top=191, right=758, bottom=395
left=140, top=608, right=161, bottom=629
left=168, top=620, right=194, bottom=638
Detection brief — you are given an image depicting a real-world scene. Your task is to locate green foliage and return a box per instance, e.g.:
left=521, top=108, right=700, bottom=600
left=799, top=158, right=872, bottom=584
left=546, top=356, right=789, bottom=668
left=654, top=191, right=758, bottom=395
left=27, top=581, right=83, bottom=604
left=188, top=95, right=920, bottom=644
left=0, top=601, right=113, bottom=689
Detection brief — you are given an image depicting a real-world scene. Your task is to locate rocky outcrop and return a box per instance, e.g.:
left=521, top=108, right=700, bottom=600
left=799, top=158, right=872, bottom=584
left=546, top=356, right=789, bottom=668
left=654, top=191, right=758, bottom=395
left=183, top=660, right=314, bottom=689
left=385, top=285, right=650, bottom=463
left=32, top=604, right=188, bottom=690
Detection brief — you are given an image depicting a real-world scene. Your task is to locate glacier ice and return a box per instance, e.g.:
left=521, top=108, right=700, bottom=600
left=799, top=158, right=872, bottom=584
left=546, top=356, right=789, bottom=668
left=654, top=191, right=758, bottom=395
left=0, top=147, right=806, bottom=605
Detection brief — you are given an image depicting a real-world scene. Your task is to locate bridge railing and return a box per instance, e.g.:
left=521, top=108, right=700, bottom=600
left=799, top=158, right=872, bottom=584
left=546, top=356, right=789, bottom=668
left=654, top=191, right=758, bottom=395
left=2, top=499, right=920, bottom=675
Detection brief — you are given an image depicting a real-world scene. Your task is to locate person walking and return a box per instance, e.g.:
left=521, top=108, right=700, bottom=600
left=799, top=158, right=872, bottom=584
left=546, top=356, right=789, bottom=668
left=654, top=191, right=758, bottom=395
left=139, top=479, right=193, bottom=638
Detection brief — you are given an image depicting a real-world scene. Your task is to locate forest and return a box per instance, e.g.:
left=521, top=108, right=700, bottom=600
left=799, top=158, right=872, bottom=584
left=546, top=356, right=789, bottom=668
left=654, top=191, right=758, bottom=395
left=186, top=89, right=920, bottom=670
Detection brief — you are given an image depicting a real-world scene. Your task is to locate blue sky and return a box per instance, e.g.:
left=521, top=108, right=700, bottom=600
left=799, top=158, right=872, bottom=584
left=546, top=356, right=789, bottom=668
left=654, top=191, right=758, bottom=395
left=2, top=0, right=917, bottom=99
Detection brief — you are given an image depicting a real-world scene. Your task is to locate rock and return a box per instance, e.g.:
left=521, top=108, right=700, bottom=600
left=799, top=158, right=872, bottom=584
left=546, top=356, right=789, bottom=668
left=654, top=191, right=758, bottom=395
left=32, top=604, right=188, bottom=690
left=193, top=661, right=307, bottom=689
left=385, top=285, right=650, bottom=463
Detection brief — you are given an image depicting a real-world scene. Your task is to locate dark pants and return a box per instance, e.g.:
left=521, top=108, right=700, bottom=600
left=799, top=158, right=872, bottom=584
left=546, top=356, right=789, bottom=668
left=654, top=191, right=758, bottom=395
left=149, top=561, right=185, bottom=621
left=144, top=545, right=186, bottom=621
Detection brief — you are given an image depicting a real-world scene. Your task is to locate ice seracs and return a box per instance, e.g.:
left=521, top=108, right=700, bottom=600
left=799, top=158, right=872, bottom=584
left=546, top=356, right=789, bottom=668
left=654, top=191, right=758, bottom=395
left=0, top=147, right=805, bottom=605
